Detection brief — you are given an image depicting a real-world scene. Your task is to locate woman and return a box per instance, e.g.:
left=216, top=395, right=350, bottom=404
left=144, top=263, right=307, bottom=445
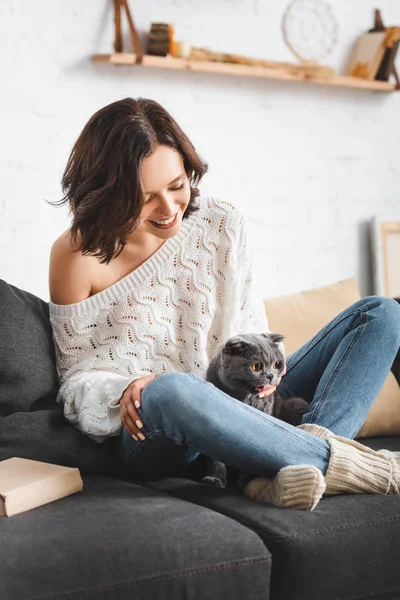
left=48, top=97, right=400, bottom=511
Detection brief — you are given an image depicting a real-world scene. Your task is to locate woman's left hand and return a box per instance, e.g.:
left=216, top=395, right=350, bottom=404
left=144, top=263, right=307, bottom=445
left=257, top=384, right=277, bottom=399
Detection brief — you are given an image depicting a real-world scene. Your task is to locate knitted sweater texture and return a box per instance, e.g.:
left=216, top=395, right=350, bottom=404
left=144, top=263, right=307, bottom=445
left=49, top=197, right=269, bottom=443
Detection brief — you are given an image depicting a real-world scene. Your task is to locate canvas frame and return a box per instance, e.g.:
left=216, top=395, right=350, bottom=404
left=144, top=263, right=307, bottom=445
left=371, top=218, right=400, bottom=298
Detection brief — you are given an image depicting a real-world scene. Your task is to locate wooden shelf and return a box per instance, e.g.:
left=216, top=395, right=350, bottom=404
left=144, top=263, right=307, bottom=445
left=92, top=53, right=397, bottom=93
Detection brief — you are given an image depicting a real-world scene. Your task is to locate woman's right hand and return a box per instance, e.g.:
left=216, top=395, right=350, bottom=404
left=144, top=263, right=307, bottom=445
left=120, top=374, right=157, bottom=440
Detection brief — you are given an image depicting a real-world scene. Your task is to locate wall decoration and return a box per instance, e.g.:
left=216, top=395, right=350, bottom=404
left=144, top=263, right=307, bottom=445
left=367, top=9, right=400, bottom=89
left=92, top=3, right=397, bottom=92
left=113, top=0, right=143, bottom=63
left=347, top=31, right=387, bottom=80
left=282, top=0, right=338, bottom=63
left=371, top=218, right=400, bottom=299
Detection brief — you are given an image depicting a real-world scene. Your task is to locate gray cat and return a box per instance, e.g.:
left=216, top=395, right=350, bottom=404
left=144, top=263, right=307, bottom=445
left=202, top=332, right=309, bottom=489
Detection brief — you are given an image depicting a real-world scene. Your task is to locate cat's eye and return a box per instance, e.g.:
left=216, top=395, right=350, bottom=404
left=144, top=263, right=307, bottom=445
left=274, top=361, right=283, bottom=370
left=251, top=363, right=263, bottom=372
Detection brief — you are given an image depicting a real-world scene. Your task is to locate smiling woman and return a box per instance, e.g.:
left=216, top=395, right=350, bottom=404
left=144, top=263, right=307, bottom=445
left=48, top=98, right=207, bottom=265
left=47, top=96, right=400, bottom=513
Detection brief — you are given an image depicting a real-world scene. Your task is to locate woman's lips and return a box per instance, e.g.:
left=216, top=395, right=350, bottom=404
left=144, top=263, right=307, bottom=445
left=149, top=212, right=179, bottom=229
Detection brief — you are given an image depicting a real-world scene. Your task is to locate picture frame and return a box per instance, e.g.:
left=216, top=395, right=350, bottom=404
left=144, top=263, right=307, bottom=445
left=347, top=31, right=387, bottom=80
left=371, top=218, right=400, bottom=298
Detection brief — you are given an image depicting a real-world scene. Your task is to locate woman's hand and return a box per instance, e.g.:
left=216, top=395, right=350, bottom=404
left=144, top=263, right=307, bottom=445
left=257, top=384, right=277, bottom=399
left=120, top=374, right=157, bottom=440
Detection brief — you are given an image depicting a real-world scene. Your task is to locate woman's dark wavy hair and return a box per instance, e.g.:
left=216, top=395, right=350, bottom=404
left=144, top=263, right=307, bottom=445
left=47, top=97, right=208, bottom=263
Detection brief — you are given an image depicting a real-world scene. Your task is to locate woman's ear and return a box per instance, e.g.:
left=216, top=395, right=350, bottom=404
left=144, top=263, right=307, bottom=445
left=223, top=336, right=248, bottom=355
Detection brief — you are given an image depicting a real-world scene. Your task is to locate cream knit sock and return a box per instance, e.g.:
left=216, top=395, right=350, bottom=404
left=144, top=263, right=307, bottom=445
left=376, top=450, right=400, bottom=494
left=297, top=423, right=399, bottom=495
left=324, top=437, right=396, bottom=495
left=297, top=423, right=335, bottom=440
left=243, top=465, right=326, bottom=511
left=244, top=424, right=400, bottom=510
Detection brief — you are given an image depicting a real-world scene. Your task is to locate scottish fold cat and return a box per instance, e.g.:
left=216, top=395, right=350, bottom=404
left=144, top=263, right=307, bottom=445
left=202, top=332, right=309, bottom=488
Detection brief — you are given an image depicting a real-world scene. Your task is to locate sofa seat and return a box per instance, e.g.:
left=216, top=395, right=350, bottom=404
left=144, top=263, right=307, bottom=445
left=0, top=476, right=271, bottom=600
left=145, top=436, right=400, bottom=600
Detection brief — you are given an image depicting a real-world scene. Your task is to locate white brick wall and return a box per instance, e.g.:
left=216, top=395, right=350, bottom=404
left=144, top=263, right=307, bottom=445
left=1, top=0, right=399, bottom=301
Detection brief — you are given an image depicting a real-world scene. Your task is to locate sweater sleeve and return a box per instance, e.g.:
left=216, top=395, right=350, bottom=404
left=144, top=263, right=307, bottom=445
left=55, top=370, right=137, bottom=444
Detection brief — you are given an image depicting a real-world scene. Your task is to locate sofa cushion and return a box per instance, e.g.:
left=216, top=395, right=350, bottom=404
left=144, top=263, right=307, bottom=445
left=0, top=279, right=123, bottom=476
left=264, top=277, right=400, bottom=438
left=0, top=279, right=59, bottom=414
left=146, top=437, right=400, bottom=600
left=0, top=476, right=271, bottom=600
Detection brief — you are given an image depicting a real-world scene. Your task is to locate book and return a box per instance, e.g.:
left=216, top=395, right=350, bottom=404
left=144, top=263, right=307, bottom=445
left=0, top=457, right=83, bottom=517
left=369, top=11, right=400, bottom=83
left=347, top=31, right=387, bottom=80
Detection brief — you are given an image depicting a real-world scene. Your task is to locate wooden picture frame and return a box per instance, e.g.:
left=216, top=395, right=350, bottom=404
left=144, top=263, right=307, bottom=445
left=371, top=218, right=400, bottom=298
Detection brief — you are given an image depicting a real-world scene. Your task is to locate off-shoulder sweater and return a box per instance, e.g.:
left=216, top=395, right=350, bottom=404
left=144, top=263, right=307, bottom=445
left=49, top=197, right=269, bottom=443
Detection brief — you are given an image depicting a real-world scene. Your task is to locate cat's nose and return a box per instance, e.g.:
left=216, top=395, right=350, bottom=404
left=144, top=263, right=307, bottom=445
left=265, top=374, right=273, bottom=383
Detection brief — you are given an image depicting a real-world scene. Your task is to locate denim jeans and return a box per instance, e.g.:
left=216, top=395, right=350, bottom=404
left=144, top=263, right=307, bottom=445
left=119, top=296, right=400, bottom=482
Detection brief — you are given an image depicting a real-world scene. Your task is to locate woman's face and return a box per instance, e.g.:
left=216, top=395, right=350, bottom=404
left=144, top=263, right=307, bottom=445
left=137, top=145, right=191, bottom=241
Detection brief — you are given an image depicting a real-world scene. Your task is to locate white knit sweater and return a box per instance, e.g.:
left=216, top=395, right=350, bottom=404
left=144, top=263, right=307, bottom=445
left=49, top=197, right=269, bottom=443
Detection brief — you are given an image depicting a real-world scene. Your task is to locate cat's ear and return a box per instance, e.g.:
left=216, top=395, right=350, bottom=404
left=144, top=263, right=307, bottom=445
left=223, top=336, right=248, bottom=355
left=266, top=332, right=285, bottom=345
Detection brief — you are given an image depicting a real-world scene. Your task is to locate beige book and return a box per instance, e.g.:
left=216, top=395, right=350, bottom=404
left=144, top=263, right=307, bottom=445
left=348, top=31, right=387, bottom=80
left=0, top=457, right=83, bottom=517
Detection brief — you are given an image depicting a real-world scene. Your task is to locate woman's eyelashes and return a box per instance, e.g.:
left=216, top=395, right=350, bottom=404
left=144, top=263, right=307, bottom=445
left=144, top=182, right=185, bottom=203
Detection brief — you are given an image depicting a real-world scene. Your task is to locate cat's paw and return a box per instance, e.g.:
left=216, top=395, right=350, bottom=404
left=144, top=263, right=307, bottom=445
left=200, top=475, right=226, bottom=488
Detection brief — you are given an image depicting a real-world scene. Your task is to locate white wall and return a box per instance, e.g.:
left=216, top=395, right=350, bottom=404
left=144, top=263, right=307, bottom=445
left=1, top=0, right=400, bottom=301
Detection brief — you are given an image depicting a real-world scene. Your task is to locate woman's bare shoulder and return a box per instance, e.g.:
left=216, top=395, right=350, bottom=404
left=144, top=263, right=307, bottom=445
left=49, top=229, right=92, bottom=305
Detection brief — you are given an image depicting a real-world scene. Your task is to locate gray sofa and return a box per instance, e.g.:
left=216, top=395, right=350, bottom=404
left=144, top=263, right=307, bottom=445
left=1, top=278, right=400, bottom=600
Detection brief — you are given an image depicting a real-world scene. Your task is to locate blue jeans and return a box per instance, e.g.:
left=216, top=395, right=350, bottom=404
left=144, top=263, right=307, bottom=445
left=119, top=297, right=400, bottom=481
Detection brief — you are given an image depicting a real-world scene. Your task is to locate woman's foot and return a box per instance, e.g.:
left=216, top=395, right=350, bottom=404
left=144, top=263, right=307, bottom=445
left=298, top=423, right=400, bottom=495
left=245, top=423, right=400, bottom=511
left=244, top=465, right=326, bottom=511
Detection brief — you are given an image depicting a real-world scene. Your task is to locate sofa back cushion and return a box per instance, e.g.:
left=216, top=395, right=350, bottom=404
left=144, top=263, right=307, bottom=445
left=0, top=279, right=59, bottom=414
left=0, top=279, right=123, bottom=475
left=264, top=278, right=400, bottom=438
